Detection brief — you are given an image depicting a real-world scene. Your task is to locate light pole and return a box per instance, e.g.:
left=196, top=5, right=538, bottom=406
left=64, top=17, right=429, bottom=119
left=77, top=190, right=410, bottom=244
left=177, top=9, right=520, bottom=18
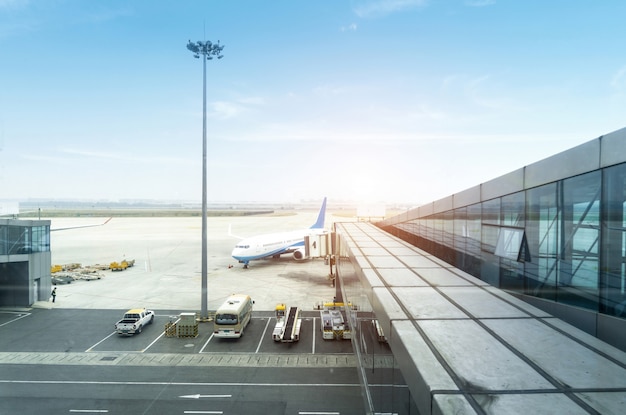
left=186, top=39, right=224, bottom=320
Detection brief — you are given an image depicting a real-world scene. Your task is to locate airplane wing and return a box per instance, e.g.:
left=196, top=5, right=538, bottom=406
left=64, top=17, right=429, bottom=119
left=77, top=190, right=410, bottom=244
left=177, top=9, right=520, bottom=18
left=228, top=223, right=245, bottom=240
left=51, top=217, right=112, bottom=231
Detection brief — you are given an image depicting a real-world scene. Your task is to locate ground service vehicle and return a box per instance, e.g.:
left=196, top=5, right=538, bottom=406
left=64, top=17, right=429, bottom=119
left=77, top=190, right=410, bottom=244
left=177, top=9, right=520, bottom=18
left=110, top=259, right=135, bottom=271
left=320, top=308, right=351, bottom=340
left=213, top=294, right=254, bottom=338
left=115, top=308, right=154, bottom=335
left=272, top=303, right=301, bottom=342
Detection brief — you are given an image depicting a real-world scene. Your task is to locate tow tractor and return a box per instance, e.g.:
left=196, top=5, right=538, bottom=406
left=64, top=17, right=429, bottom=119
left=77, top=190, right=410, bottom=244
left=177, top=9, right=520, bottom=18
left=272, top=303, right=302, bottom=342
left=320, top=302, right=351, bottom=340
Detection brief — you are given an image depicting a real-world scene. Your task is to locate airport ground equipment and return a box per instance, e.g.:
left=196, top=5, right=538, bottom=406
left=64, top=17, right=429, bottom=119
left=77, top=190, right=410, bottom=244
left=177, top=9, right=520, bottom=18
left=272, top=303, right=302, bottom=342
left=114, top=308, right=154, bottom=335
left=110, top=259, right=135, bottom=271
left=320, top=303, right=351, bottom=340
left=314, top=300, right=357, bottom=311
left=50, top=263, right=105, bottom=282
left=165, top=312, right=198, bottom=338
left=372, top=319, right=387, bottom=343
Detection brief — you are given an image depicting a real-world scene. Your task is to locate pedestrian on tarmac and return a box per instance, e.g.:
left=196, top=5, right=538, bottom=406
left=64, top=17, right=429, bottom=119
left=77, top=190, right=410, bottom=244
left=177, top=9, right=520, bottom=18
left=51, top=287, right=57, bottom=303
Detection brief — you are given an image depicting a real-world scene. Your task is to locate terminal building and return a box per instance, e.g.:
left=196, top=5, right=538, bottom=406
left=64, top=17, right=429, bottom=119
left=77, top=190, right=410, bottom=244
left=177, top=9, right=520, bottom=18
left=333, top=126, right=626, bottom=414
left=377, top=126, right=626, bottom=351
left=2, top=126, right=626, bottom=413
left=0, top=219, right=51, bottom=307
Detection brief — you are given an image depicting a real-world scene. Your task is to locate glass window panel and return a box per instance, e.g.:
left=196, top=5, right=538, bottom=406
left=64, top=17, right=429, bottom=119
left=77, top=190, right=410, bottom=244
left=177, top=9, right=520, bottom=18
left=467, top=203, right=482, bottom=258
left=443, top=210, right=454, bottom=249
left=525, top=183, right=559, bottom=300
left=7, top=225, right=28, bottom=254
left=0, top=225, right=7, bottom=255
left=454, top=207, right=467, bottom=255
left=502, top=192, right=525, bottom=227
left=500, top=256, right=525, bottom=290
left=482, top=198, right=500, bottom=225
left=602, top=163, right=626, bottom=317
left=482, top=224, right=499, bottom=254
left=432, top=215, right=443, bottom=245
left=495, top=227, right=525, bottom=261
left=561, top=171, right=601, bottom=310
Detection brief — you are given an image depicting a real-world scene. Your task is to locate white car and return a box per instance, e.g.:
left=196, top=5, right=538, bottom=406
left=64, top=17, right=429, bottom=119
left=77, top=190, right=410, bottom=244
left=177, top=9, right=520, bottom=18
left=114, top=308, right=155, bottom=335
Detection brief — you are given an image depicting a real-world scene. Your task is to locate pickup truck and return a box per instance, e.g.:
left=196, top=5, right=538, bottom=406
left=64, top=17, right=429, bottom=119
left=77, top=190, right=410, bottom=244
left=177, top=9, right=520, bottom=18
left=114, top=308, right=154, bottom=335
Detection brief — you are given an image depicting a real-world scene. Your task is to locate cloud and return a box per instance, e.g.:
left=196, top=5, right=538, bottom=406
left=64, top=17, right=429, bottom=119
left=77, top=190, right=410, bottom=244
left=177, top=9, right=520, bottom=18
left=340, top=23, right=358, bottom=32
left=312, top=84, right=348, bottom=97
left=610, top=65, right=626, bottom=90
left=209, top=96, right=265, bottom=119
left=353, top=0, right=428, bottom=18
left=0, top=0, right=28, bottom=10
left=0, top=19, right=36, bottom=39
left=0, top=0, right=36, bottom=39
left=55, top=148, right=188, bottom=165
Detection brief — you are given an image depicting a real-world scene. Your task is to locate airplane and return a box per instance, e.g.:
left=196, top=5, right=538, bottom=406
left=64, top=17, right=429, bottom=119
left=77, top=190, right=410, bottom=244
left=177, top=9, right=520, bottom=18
left=231, top=197, right=327, bottom=268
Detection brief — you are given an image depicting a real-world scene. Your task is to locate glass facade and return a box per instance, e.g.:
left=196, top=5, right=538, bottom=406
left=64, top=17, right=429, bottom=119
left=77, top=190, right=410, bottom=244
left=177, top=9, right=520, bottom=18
left=381, top=163, right=626, bottom=321
left=0, top=223, right=50, bottom=255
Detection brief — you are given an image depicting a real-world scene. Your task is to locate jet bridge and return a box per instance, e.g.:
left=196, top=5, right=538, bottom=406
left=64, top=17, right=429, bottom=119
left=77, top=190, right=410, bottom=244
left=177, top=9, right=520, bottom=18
left=303, top=232, right=332, bottom=260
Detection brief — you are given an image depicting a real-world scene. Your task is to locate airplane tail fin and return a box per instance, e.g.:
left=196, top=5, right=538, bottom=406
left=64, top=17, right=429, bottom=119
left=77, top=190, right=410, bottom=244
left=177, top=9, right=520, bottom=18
left=310, top=197, right=327, bottom=229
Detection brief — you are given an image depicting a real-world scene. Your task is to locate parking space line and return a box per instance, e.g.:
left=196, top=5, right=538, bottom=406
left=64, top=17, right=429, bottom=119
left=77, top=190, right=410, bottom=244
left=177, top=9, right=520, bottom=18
left=199, top=333, right=214, bottom=354
left=85, top=332, right=116, bottom=353
left=0, top=311, right=30, bottom=327
left=141, top=330, right=165, bottom=353
left=311, top=317, right=317, bottom=354
left=256, top=318, right=271, bottom=353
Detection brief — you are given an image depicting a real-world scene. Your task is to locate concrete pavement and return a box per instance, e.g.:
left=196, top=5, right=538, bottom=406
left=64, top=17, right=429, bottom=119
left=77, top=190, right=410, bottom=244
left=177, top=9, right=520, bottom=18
left=46, top=212, right=346, bottom=311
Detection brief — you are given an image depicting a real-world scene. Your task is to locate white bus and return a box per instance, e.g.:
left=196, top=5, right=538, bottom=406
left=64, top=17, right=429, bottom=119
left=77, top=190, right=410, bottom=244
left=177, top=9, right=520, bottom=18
left=213, top=294, right=254, bottom=338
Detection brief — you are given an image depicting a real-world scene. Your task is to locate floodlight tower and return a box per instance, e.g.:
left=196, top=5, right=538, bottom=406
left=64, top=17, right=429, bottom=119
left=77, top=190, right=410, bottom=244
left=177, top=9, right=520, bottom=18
left=186, top=39, right=224, bottom=320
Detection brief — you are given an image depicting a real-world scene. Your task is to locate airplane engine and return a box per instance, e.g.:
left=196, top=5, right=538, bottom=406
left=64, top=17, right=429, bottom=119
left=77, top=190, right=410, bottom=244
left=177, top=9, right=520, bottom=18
left=293, top=248, right=307, bottom=260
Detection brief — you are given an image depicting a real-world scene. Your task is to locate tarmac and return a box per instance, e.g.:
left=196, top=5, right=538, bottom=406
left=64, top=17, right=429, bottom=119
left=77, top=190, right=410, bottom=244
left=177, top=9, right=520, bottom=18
left=0, top=211, right=397, bottom=414
left=2, top=210, right=372, bottom=371
left=39, top=211, right=351, bottom=312
left=0, top=351, right=364, bottom=368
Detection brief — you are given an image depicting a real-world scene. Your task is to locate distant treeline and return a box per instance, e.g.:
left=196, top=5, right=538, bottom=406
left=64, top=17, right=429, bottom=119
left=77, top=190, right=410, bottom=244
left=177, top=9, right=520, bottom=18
left=18, top=209, right=277, bottom=218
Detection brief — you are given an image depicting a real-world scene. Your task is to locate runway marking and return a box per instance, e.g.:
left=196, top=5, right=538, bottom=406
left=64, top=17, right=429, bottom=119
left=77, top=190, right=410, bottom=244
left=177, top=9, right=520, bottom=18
left=183, top=411, right=222, bottom=414
left=69, top=410, right=109, bottom=413
left=0, top=379, right=360, bottom=387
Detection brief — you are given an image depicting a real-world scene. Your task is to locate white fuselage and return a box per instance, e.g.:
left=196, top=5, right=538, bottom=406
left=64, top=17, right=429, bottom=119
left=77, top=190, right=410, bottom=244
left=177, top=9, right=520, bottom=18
left=231, top=228, right=326, bottom=265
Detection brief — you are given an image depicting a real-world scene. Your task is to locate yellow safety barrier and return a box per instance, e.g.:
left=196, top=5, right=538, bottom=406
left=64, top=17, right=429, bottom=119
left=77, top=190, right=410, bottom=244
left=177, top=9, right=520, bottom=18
left=164, top=322, right=177, bottom=337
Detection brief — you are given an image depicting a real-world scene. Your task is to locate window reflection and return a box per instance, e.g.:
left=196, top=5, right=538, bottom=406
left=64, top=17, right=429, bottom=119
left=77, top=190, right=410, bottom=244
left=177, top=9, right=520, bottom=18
left=382, top=160, right=626, bottom=321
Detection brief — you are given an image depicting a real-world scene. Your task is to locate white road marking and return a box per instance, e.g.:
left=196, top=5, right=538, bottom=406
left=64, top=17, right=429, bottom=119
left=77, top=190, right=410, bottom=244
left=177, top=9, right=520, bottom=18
left=0, top=311, right=31, bottom=327
left=84, top=332, right=116, bottom=353
left=179, top=394, right=232, bottom=399
left=256, top=317, right=271, bottom=352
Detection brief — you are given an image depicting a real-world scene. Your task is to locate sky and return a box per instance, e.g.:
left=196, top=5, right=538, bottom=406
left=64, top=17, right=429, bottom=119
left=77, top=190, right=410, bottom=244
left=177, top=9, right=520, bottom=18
left=1, top=0, right=625, bottom=206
